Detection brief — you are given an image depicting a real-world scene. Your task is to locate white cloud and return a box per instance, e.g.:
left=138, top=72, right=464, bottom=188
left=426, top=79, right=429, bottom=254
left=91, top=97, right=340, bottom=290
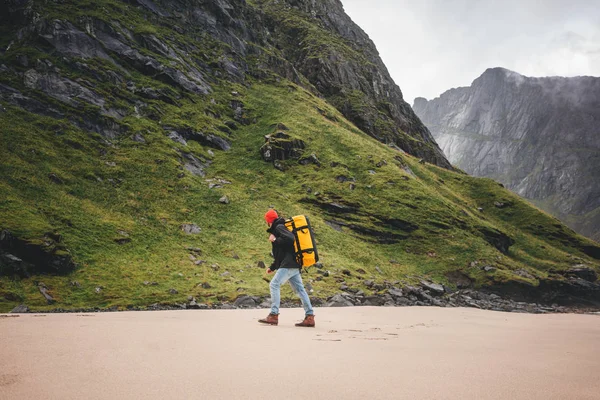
left=340, top=0, right=600, bottom=103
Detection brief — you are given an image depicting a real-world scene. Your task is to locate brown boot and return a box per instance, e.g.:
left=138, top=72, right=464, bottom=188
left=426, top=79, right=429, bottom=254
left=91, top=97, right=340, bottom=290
left=258, top=313, right=278, bottom=325
left=295, top=314, right=315, bottom=327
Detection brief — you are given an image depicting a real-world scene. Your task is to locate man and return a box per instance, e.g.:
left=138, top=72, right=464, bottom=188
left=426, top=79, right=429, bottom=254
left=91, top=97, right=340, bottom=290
left=258, top=209, right=315, bottom=327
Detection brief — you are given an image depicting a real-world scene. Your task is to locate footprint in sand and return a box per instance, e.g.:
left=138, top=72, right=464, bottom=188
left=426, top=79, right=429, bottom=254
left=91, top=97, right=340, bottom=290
left=0, top=374, right=20, bottom=387
left=397, top=322, right=440, bottom=329
left=322, top=327, right=399, bottom=342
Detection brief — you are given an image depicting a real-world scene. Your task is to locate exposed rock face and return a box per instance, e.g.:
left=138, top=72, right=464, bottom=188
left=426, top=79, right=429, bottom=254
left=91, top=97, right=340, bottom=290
left=0, top=0, right=449, bottom=168
left=0, top=229, right=75, bottom=277
left=260, top=131, right=306, bottom=164
left=413, top=68, right=600, bottom=240
left=262, top=0, right=451, bottom=168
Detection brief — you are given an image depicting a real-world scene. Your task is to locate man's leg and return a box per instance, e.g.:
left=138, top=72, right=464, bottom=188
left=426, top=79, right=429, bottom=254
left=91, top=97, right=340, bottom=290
left=269, top=268, right=292, bottom=315
left=288, top=269, right=314, bottom=316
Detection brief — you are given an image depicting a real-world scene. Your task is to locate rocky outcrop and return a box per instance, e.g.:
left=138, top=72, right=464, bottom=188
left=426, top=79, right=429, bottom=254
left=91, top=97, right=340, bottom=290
left=413, top=68, right=600, bottom=240
left=0, top=229, right=75, bottom=277
left=257, top=0, right=451, bottom=168
left=301, top=197, right=418, bottom=244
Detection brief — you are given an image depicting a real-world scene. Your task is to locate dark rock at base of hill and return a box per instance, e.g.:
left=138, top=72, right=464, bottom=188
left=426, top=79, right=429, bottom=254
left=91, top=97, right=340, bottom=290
left=14, top=278, right=598, bottom=314
left=487, top=275, right=600, bottom=307
left=565, top=265, right=598, bottom=282
left=0, top=230, right=75, bottom=277
left=233, top=295, right=260, bottom=308
left=10, top=304, right=29, bottom=313
left=326, top=293, right=354, bottom=307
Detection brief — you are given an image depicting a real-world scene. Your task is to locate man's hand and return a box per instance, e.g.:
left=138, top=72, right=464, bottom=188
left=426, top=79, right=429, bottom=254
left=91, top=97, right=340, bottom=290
left=268, top=234, right=276, bottom=243
left=266, top=268, right=273, bottom=274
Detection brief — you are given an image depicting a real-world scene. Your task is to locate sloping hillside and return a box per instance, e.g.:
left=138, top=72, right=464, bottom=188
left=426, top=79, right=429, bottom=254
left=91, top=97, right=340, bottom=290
left=1, top=1, right=599, bottom=312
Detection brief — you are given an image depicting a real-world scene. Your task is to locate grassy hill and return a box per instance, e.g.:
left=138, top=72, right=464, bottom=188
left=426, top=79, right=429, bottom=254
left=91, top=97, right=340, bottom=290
left=0, top=0, right=598, bottom=312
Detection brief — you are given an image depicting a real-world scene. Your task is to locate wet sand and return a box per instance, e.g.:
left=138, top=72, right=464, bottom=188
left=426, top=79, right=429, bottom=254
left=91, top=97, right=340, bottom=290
left=1, top=306, right=599, bottom=400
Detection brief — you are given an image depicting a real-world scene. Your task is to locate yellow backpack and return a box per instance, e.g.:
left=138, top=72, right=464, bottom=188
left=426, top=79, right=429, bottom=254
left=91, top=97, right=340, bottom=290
left=284, top=215, right=319, bottom=268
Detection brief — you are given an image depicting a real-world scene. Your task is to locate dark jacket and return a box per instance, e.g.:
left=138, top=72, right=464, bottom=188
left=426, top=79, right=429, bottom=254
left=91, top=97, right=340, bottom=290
left=267, top=218, right=300, bottom=269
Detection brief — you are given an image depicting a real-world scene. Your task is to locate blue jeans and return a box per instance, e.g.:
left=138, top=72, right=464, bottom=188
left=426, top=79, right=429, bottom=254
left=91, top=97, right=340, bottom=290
left=270, top=268, right=314, bottom=316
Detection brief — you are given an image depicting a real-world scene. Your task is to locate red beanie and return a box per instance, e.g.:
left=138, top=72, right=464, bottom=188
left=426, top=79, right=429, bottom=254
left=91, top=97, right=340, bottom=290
left=264, top=209, right=278, bottom=224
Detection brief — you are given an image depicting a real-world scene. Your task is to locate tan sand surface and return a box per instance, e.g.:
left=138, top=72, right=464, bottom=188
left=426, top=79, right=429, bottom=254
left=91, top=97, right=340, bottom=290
left=1, top=306, right=600, bottom=400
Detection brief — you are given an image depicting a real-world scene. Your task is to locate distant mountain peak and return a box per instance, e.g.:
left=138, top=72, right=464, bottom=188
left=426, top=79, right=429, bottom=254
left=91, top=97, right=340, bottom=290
left=413, top=69, right=600, bottom=241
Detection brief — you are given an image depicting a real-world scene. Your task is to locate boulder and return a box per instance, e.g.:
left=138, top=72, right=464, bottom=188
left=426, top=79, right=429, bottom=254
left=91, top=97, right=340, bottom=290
left=233, top=295, right=258, bottom=308
left=10, top=304, right=29, bottom=313
left=298, top=153, right=321, bottom=166
left=38, top=283, right=55, bottom=304
left=420, top=280, right=445, bottom=295
left=326, top=294, right=354, bottom=307
left=181, top=224, right=201, bottom=234
left=362, top=296, right=385, bottom=306
left=260, top=132, right=306, bottom=163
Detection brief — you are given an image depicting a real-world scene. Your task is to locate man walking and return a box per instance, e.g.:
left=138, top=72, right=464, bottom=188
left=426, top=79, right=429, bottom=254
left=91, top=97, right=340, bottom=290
left=259, top=209, right=315, bottom=327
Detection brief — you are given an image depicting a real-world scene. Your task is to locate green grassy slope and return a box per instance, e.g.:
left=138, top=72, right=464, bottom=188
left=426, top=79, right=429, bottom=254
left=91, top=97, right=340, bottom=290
left=1, top=79, right=598, bottom=312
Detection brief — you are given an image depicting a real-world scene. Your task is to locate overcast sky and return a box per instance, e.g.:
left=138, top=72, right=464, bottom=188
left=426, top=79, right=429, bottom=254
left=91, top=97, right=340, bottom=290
left=341, top=0, right=600, bottom=104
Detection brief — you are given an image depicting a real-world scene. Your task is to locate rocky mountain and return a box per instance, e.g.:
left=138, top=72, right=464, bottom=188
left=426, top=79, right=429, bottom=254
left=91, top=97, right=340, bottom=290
left=1, top=2, right=599, bottom=312
left=0, top=0, right=449, bottom=167
left=413, top=68, right=600, bottom=241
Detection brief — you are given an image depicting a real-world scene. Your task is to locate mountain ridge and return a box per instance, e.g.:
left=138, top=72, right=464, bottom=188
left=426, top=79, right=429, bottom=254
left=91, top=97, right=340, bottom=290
left=414, top=67, right=600, bottom=241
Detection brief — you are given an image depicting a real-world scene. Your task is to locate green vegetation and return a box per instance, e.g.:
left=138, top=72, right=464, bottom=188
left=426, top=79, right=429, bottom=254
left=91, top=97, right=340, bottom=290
left=1, top=80, right=598, bottom=312
left=251, top=0, right=372, bottom=63
left=0, top=0, right=598, bottom=312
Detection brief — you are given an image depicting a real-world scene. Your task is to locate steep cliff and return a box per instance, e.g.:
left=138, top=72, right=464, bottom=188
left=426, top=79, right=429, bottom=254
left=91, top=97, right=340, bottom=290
left=414, top=68, right=600, bottom=241
left=0, top=0, right=449, bottom=166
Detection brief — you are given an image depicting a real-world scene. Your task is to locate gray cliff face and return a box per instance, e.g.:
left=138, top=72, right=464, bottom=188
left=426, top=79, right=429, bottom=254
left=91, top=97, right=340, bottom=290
left=413, top=68, right=600, bottom=240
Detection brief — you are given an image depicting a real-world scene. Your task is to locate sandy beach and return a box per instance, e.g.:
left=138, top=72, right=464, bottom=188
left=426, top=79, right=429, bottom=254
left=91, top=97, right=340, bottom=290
left=1, top=306, right=599, bottom=400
